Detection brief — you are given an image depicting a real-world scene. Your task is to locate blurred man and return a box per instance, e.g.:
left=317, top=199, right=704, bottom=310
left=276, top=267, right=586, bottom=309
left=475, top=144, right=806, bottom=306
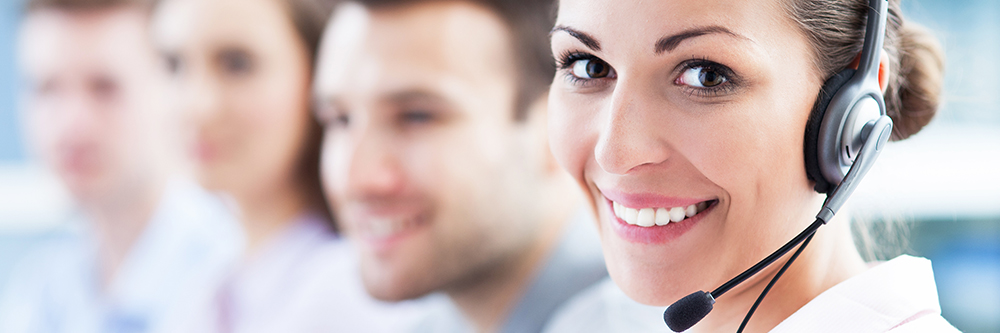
left=313, top=1, right=607, bottom=332
left=0, top=0, right=241, bottom=332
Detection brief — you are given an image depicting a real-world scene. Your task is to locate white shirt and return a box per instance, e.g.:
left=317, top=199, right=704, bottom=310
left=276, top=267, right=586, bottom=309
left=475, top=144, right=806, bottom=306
left=544, top=255, right=959, bottom=333
left=771, top=255, right=957, bottom=333
left=0, top=179, right=242, bottom=333
left=542, top=278, right=665, bottom=333
left=161, top=214, right=435, bottom=333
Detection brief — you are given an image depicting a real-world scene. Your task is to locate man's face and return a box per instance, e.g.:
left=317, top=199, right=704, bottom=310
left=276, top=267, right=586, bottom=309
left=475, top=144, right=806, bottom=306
left=314, top=2, right=549, bottom=300
left=19, top=8, right=170, bottom=202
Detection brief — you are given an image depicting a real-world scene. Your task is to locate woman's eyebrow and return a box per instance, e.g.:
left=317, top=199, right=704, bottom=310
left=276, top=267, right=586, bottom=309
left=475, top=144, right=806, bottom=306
left=552, top=25, right=751, bottom=55
left=550, top=25, right=601, bottom=51
left=655, top=26, right=748, bottom=54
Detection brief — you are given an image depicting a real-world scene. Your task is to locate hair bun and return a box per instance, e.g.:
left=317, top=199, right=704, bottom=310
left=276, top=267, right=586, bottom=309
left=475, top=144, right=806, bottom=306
left=885, top=21, right=945, bottom=140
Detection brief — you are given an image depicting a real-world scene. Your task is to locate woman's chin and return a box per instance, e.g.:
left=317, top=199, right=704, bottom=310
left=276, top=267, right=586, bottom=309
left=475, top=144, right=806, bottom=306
left=599, top=216, right=719, bottom=306
left=621, top=277, right=699, bottom=307
left=604, top=246, right=707, bottom=307
left=194, top=166, right=235, bottom=193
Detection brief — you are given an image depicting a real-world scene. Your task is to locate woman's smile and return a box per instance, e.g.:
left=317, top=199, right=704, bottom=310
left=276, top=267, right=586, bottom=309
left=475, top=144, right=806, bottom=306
left=599, top=188, right=718, bottom=243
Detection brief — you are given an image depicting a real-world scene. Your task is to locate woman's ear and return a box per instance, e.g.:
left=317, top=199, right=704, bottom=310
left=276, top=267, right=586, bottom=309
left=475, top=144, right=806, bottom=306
left=849, top=50, right=892, bottom=93
left=878, top=51, right=891, bottom=93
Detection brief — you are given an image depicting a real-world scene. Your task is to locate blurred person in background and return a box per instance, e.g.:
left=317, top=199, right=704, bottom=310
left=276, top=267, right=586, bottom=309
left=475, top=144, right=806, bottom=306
left=313, top=1, right=607, bottom=332
left=149, top=0, right=431, bottom=331
left=0, top=0, right=242, bottom=332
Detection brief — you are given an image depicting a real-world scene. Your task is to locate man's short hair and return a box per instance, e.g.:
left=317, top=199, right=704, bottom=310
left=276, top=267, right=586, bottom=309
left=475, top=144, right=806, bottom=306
left=351, top=0, right=557, bottom=121
left=24, top=0, right=152, bottom=13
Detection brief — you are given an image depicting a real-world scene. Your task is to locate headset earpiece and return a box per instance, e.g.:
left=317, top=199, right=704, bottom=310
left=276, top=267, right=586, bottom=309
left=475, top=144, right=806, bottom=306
left=804, top=0, right=889, bottom=194
left=804, top=69, right=856, bottom=193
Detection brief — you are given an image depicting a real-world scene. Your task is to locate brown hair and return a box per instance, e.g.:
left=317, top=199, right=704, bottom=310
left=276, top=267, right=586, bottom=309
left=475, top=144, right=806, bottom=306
left=787, top=0, right=945, bottom=140
left=145, top=0, right=338, bottom=227
left=25, top=0, right=152, bottom=12
left=787, top=0, right=945, bottom=259
left=279, top=0, right=339, bottom=228
left=344, top=0, right=557, bottom=121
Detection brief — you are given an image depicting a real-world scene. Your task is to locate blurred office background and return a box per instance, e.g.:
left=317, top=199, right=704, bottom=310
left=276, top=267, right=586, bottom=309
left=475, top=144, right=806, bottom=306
left=0, top=0, right=997, bottom=332
left=849, top=1, right=1000, bottom=332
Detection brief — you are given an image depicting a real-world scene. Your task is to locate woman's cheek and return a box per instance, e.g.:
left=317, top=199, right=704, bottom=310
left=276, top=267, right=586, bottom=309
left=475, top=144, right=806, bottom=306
left=547, top=90, right=588, bottom=181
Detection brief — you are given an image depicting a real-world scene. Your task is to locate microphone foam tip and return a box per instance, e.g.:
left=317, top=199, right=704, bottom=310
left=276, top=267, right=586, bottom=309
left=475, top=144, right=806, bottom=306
left=663, top=290, right=715, bottom=332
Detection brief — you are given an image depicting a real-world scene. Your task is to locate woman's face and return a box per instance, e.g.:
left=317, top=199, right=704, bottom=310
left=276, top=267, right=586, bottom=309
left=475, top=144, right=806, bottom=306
left=152, top=0, right=313, bottom=195
left=549, top=0, right=829, bottom=305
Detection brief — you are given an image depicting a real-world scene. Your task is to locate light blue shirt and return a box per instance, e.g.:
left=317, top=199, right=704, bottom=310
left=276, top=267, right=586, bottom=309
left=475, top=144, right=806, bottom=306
left=0, top=179, right=242, bottom=333
left=157, top=213, right=438, bottom=333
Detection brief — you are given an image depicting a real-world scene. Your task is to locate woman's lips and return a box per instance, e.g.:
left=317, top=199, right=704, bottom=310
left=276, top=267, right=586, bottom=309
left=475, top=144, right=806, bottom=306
left=601, top=193, right=717, bottom=244
left=57, top=146, right=100, bottom=177
left=193, top=141, right=218, bottom=163
left=601, top=189, right=711, bottom=210
left=611, top=200, right=712, bottom=227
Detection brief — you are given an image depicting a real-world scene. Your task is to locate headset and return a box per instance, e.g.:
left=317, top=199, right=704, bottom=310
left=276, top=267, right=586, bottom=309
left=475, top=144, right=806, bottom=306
left=662, top=0, right=894, bottom=331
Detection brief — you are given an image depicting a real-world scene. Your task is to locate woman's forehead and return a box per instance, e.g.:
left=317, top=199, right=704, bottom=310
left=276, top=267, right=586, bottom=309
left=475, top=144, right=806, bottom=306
left=552, top=0, right=797, bottom=54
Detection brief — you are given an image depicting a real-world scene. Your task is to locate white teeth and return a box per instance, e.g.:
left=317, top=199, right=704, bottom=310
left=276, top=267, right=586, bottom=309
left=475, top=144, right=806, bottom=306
left=668, top=207, right=685, bottom=222
left=685, top=204, right=697, bottom=217
left=636, top=208, right=655, bottom=227
left=655, top=207, right=671, bottom=226
left=363, top=217, right=418, bottom=238
left=624, top=207, right=639, bottom=225
left=369, top=219, right=393, bottom=238
left=611, top=199, right=712, bottom=228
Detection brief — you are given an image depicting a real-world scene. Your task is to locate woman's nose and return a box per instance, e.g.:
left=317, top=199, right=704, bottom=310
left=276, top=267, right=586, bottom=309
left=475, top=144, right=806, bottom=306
left=181, top=75, right=221, bottom=125
left=594, top=82, right=674, bottom=175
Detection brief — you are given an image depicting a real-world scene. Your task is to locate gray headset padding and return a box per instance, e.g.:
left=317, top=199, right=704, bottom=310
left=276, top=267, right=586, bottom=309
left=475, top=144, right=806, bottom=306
left=804, top=68, right=855, bottom=193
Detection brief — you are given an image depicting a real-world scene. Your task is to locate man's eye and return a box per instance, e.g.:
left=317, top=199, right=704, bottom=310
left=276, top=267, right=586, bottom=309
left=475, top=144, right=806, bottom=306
left=91, top=76, right=119, bottom=100
left=678, top=66, right=728, bottom=88
left=401, top=111, right=433, bottom=124
left=335, top=114, right=349, bottom=127
left=571, top=58, right=613, bottom=79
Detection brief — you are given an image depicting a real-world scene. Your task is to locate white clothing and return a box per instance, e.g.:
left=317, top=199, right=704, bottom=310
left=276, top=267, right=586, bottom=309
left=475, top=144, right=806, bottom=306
left=161, top=214, right=435, bottom=333
left=542, top=278, right=665, bottom=333
left=771, top=255, right=957, bottom=333
left=544, top=255, right=959, bottom=333
left=0, top=179, right=242, bottom=333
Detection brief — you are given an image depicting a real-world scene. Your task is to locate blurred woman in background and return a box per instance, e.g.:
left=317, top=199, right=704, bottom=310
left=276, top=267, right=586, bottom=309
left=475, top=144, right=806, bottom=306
left=150, top=0, right=427, bottom=331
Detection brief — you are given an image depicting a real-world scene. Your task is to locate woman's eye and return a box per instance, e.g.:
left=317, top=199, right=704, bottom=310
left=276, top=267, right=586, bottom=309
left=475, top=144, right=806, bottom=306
left=570, top=58, right=613, bottom=79
left=315, top=104, right=349, bottom=128
left=163, top=53, right=182, bottom=75
left=218, top=49, right=254, bottom=76
left=678, top=65, right=728, bottom=88
left=326, top=112, right=349, bottom=128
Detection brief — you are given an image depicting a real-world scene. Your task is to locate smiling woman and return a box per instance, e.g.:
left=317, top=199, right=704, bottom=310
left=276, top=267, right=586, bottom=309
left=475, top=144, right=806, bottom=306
left=546, top=0, right=953, bottom=332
